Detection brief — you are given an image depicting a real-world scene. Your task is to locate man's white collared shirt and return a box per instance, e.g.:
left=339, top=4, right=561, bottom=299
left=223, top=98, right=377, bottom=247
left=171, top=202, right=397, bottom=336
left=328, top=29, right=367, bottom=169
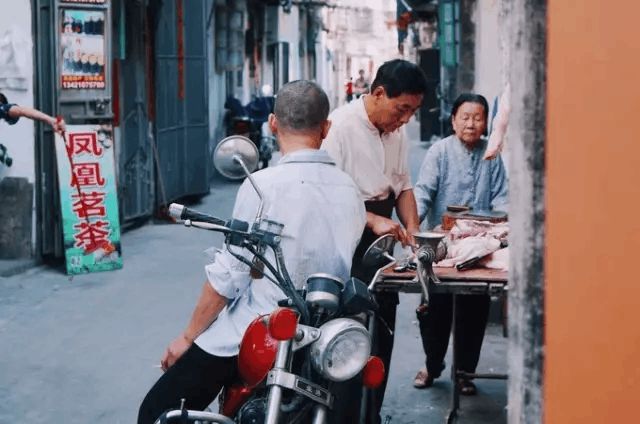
left=321, top=97, right=412, bottom=201
left=195, top=149, right=366, bottom=357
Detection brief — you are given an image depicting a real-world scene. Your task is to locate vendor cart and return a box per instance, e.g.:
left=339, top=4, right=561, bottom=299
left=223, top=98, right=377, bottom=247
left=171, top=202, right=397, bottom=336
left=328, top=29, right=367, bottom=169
left=375, top=265, right=508, bottom=423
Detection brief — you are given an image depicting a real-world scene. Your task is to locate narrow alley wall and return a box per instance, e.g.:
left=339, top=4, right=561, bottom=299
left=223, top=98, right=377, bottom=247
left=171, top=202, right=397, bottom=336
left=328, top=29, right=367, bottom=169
left=504, top=0, right=545, bottom=422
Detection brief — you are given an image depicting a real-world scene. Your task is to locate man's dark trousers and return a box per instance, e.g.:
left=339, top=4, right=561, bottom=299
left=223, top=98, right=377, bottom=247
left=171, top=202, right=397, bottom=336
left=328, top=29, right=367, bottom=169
left=137, top=344, right=238, bottom=424
left=348, top=195, right=397, bottom=424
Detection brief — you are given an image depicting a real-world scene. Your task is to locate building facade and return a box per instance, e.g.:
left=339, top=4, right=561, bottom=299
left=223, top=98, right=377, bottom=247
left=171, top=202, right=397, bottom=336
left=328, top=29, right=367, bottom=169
left=323, top=0, right=400, bottom=107
left=0, top=0, right=354, bottom=263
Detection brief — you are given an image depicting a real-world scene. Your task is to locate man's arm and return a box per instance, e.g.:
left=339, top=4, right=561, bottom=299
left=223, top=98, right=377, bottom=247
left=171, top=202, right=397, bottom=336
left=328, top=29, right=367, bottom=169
left=396, top=189, right=420, bottom=236
left=183, top=282, right=228, bottom=343
left=390, top=129, right=420, bottom=243
left=161, top=180, right=256, bottom=370
left=366, top=211, right=406, bottom=242
left=161, top=281, right=228, bottom=370
left=366, top=190, right=419, bottom=246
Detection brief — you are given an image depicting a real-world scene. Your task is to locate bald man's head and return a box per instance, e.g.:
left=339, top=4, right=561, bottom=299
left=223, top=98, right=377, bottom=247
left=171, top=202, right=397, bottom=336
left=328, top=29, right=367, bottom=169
left=274, top=80, right=329, bottom=133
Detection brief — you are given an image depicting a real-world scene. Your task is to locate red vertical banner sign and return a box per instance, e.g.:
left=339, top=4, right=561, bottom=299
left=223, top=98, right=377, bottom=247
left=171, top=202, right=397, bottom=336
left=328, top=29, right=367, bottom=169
left=54, top=125, right=123, bottom=274
left=176, top=0, right=185, bottom=100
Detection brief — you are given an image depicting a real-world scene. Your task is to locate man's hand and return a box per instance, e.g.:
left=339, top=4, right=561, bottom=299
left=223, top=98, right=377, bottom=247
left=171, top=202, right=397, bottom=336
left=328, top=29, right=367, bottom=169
left=405, top=225, right=419, bottom=249
left=396, top=189, right=420, bottom=249
left=369, top=214, right=412, bottom=246
left=158, top=282, right=227, bottom=371
left=160, top=333, right=193, bottom=371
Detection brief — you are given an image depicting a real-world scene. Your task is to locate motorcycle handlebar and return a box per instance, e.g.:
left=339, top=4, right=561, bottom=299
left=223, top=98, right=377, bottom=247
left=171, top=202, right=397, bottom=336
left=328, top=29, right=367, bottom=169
left=168, top=203, right=226, bottom=226
left=154, top=409, right=234, bottom=424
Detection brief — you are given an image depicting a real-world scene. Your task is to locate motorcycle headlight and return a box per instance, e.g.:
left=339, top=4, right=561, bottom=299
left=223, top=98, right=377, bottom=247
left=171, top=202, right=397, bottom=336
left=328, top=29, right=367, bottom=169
left=310, top=318, right=371, bottom=382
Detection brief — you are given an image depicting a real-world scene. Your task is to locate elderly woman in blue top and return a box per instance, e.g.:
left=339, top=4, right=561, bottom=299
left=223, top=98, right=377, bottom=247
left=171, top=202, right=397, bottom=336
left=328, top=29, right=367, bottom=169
left=412, top=93, right=508, bottom=395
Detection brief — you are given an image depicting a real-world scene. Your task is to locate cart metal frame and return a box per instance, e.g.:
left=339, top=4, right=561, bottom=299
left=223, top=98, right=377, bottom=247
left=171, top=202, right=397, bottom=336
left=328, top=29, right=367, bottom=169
left=375, top=267, right=508, bottom=423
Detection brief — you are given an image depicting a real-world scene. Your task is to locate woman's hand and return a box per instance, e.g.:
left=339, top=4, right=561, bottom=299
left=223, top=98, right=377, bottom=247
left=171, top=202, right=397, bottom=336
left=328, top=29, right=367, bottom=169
left=52, top=117, right=66, bottom=135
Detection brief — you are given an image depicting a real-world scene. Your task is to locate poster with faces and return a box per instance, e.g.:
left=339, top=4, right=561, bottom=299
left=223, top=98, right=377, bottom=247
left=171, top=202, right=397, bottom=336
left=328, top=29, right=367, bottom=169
left=60, top=9, right=106, bottom=89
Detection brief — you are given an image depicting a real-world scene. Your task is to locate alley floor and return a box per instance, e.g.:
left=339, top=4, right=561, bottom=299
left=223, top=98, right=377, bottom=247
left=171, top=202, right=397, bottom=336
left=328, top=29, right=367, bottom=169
left=0, top=129, right=507, bottom=423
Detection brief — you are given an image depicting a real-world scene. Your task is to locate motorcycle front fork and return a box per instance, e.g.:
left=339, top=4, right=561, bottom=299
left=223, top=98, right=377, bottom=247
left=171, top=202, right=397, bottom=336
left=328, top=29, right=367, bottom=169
left=265, top=340, right=289, bottom=424
left=311, top=404, right=328, bottom=423
left=264, top=340, right=328, bottom=424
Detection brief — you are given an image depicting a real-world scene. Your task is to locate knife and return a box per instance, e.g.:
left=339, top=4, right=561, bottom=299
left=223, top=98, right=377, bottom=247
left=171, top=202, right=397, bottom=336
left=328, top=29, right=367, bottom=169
left=456, top=239, right=508, bottom=271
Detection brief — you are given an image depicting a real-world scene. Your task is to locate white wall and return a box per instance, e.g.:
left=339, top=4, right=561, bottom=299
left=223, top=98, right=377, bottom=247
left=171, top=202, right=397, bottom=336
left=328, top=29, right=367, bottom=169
left=473, top=0, right=510, bottom=170
left=473, top=0, right=503, bottom=112
left=315, top=22, right=335, bottom=107
left=206, top=10, right=228, bottom=148
left=278, top=6, right=301, bottom=82
left=323, top=0, right=398, bottom=108
left=0, top=0, right=35, bottom=183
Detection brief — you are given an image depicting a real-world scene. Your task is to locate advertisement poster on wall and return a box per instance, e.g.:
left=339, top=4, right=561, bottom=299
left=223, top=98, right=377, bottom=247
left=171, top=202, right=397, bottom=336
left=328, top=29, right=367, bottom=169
left=59, top=7, right=107, bottom=89
left=54, top=125, right=123, bottom=275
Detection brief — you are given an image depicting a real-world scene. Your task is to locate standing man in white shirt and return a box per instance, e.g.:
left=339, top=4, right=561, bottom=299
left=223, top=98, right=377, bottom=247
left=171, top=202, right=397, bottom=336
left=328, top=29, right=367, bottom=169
left=322, top=59, right=427, bottom=423
left=137, top=80, right=366, bottom=424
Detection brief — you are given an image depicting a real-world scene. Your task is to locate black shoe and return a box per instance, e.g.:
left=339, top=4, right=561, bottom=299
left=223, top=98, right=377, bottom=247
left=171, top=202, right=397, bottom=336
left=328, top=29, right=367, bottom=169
left=457, top=378, right=477, bottom=396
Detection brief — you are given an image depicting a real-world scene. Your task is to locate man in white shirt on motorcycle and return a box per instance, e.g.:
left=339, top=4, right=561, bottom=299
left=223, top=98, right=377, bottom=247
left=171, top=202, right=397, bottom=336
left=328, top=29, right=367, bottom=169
left=138, top=80, right=366, bottom=424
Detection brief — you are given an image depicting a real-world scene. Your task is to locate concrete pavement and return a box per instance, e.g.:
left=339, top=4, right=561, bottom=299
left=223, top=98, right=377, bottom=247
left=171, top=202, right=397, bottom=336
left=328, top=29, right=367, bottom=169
left=0, top=176, right=238, bottom=423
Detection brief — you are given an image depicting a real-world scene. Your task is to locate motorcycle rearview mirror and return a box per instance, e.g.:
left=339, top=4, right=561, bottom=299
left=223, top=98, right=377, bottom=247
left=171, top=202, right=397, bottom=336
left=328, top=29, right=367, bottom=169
left=212, top=135, right=265, bottom=222
left=362, top=234, right=396, bottom=269
left=213, top=135, right=259, bottom=180
left=362, top=234, right=398, bottom=292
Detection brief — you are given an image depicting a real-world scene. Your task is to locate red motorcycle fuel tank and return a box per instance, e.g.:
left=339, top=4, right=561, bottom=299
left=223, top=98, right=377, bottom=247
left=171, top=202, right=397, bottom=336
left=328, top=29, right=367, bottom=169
left=222, top=316, right=278, bottom=417
left=237, top=315, right=278, bottom=387
left=224, top=309, right=298, bottom=417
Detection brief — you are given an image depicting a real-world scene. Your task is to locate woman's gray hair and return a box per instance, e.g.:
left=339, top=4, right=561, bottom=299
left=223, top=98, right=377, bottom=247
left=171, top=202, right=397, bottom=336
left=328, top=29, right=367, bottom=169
left=274, top=80, right=329, bottom=131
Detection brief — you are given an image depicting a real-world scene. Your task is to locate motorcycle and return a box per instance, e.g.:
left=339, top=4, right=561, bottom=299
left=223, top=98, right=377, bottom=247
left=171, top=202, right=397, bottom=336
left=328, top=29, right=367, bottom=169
left=223, top=88, right=276, bottom=172
left=0, top=143, right=12, bottom=167
left=155, top=137, right=387, bottom=424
